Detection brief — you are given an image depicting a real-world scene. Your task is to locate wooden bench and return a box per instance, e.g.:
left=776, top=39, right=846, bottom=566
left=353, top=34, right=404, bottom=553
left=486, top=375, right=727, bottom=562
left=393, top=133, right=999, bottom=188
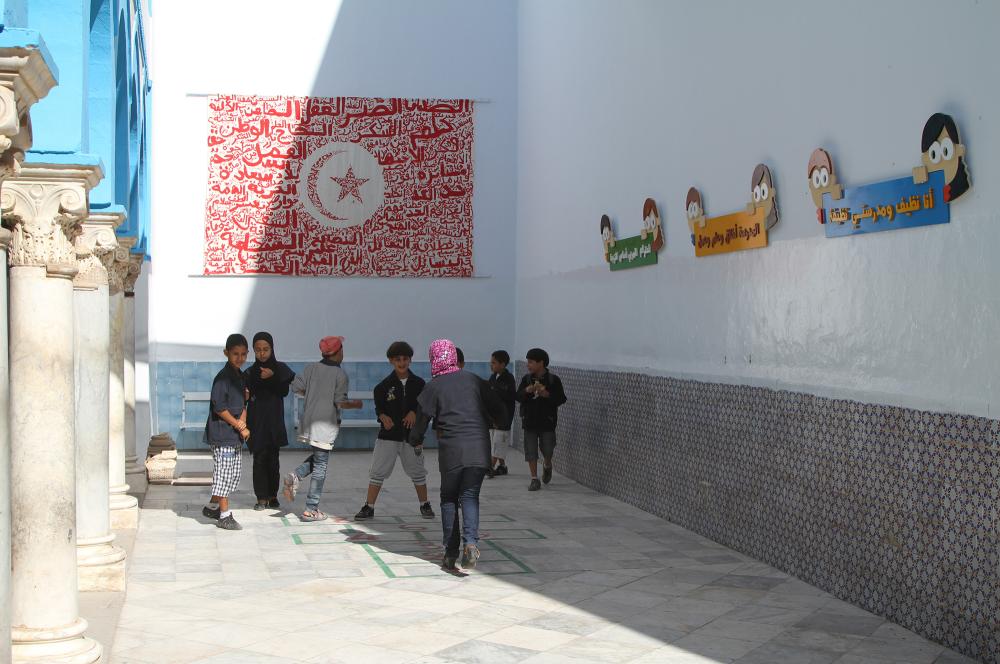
left=180, top=390, right=380, bottom=431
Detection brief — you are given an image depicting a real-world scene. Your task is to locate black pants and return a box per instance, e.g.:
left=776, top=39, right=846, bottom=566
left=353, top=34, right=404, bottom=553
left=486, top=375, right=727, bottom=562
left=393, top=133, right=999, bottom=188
left=252, top=445, right=281, bottom=500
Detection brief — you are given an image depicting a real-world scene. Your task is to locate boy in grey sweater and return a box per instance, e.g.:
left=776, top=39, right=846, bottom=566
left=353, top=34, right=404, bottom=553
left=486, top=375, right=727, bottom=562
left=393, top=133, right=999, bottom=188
left=283, top=335, right=361, bottom=521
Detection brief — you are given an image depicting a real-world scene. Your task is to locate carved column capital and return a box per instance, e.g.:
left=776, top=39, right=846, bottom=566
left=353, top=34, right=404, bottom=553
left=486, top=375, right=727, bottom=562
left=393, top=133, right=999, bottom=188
left=0, top=225, right=11, bottom=251
left=106, top=235, right=136, bottom=295
left=2, top=161, right=103, bottom=276
left=124, top=252, right=143, bottom=295
left=0, top=40, right=57, bottom=181
left=74, top=210, right=125, bottom=289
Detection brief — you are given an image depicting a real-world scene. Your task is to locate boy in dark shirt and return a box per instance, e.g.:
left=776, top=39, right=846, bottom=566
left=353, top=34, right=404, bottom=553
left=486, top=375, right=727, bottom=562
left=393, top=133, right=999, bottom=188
left=355, top=341, right=433, bottom=521
left=487, top=350, right=516, bottom=478
left=203, top=333, right=251, bottom=530
left=515, top=348, right=567, bottom=492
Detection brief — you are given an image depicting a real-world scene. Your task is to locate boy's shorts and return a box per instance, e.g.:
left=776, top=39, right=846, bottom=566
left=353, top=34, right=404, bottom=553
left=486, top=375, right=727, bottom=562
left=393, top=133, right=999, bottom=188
left=210, top=444, right=242, bottom=497
left=523, top=430, right=556, bottom=462
left=490, top=429, right=511, bottom=459
left=368, top=440, right=427, bottom=486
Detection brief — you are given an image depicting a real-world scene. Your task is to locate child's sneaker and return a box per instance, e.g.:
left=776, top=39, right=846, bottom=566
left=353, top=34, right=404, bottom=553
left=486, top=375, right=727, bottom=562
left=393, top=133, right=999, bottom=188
left=461, top=544, right=480, bottom=569
left=282, top=472, right=299, bottom=501
left=202, top=504, right=220, bottom=519
left=542, top=465, right=553, bottom=484
left=495, top=463, right=508, bottom=476
left=528, top=478, right=541, bottom=491
left=486, top=467, right=496, bottom=479
left=354, top=504, right=375, bottom=520
left=419, top=502, right=435, bottom=519
left=442, top=553, right=458, bottom=571
left=217, top=514, right=242, bottom=530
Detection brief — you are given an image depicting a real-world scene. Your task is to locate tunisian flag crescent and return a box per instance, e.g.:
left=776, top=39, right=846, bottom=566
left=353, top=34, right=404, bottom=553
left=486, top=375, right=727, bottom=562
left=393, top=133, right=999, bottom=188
left=203, top=95, right=474, bottom=276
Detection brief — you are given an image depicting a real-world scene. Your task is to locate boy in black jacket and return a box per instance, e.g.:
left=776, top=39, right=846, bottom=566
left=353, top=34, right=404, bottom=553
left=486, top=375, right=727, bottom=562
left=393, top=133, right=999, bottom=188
left=355, top=341, right=434, bottom=520
left=515, top=348, right=567, bottom=491
left=487, top=350, right=516, bottom=478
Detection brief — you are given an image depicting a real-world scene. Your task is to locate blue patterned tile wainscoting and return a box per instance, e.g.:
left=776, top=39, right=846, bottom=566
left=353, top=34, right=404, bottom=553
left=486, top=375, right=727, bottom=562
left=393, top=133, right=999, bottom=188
left=154, top=361, right=491, bottom=450
left=513, top=362, right=999, bottom=663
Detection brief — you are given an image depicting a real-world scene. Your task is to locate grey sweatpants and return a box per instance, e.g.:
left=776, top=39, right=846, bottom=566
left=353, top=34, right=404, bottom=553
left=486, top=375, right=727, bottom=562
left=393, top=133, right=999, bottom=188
left=368, top=440, right=427, bottom=486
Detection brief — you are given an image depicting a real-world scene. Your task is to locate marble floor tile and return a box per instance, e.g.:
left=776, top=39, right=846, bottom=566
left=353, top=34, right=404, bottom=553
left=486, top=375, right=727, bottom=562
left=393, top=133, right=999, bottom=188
left=102, top=450, right=971, bottom=664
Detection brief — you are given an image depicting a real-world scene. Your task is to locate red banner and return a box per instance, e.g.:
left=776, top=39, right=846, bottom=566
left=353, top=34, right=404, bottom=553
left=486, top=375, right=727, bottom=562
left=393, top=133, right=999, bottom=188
left=204, top=96, right=474, bottom=276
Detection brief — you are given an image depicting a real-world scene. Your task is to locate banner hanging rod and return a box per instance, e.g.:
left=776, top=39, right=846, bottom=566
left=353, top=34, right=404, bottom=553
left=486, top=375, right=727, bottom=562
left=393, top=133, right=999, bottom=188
left=185, top=92, right=492, bottom=103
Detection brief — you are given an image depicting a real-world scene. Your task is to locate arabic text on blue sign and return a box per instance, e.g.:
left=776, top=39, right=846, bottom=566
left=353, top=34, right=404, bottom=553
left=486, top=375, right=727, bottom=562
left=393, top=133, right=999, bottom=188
left=823, top=169, right=948, bottom=238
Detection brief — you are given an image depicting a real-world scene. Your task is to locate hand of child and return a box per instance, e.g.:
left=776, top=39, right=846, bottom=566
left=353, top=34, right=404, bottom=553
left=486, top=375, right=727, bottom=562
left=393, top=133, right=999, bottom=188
left=240, top=428, right=251, bottom=441
left=260, top=367, right=274, bottom=379
left=379, top=414, right=394, bottom=430
left=538, top=387, right=550, bottom=398
left=402, top=411, right=416, bottom=428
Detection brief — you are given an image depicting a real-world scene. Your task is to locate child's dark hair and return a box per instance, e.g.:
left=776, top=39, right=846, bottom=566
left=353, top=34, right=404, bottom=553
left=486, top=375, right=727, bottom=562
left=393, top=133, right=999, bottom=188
left=225, top=333, right=248, bottom=350
left=526, top=348, right=549, bottom=367
left=386, top=341, right=414, bottom=359
left=491, top=350, right=510, bottom=365
left=456, top=347, right=465, bottom=364
left=921, top=112, right=970, bottom=201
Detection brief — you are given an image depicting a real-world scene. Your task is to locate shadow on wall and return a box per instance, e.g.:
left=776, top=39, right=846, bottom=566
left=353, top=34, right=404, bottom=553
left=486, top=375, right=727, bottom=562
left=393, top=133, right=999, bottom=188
left=171, top=3, right=967, bottom=662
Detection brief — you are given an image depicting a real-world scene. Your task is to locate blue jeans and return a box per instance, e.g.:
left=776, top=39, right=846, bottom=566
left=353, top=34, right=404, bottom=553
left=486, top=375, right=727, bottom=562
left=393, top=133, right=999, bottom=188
left=440, top=466, right=488, bottom=555
left=294, top=449, right=329, bottom=511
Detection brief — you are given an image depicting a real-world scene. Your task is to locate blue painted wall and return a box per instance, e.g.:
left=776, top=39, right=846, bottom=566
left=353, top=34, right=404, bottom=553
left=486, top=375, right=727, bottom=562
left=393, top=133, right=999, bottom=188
left=11, top=0, right=151, bottom=256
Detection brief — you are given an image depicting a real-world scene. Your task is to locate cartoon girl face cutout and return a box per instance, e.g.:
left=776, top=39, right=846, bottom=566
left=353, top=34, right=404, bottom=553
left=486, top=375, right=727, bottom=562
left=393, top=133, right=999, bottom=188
left=685, top=187, right=705, bottom=229
left=750, top=163, right=779, bottom=229
left=917, top=113, right=970, bottom=202
left=600, top=214, right=614, bottom=262
left=685, top=187, right=705, bottom=247
left=642, top=198, right=664, bottom=252
left=641, top=198, right=661, bottom=240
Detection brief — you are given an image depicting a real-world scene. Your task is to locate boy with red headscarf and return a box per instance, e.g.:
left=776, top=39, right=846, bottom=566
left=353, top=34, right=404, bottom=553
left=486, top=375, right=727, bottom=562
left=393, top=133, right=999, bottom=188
left=282, top=335, right=361, bottom=521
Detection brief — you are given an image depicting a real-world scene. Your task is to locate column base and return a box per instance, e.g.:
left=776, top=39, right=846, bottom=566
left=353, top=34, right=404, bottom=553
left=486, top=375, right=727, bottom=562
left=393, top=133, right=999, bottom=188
left=125, top=459, right=148, bottom=496
left=11, top=617, right=102, bottom=663
left=76, top=535, right=127, bottom=592
left=109, top=492, right=139, bottom=530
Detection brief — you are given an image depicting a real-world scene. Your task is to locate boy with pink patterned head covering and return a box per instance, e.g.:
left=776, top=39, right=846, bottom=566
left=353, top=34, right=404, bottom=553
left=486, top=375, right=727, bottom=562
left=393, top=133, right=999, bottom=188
left=282, top=335, right=361, bottom=521
left=410, top=339, right=508, bottom=571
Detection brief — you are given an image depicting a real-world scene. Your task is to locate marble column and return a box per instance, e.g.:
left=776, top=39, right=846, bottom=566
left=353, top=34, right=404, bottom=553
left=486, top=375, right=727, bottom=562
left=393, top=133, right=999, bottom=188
left=0, top=227, right=13, bottom=664
left=107, top=242, right=138, bottom=530
left=0, top=37, right=58, bottom=664
left=74, top=213, right=127, bottom=591
left=2, top=161, right=102, bottom=663
left=123, top=251, right=146, bottom=495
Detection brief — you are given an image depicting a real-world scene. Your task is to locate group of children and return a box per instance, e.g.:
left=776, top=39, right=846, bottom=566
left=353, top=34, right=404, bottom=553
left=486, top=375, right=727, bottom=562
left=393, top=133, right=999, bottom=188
left=203, top=331, right=567, bottom=566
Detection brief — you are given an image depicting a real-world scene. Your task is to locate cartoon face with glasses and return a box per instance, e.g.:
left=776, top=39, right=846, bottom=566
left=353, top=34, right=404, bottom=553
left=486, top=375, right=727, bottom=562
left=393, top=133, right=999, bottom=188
left=807, top=148, right=844, bottom=224
left=912, top=113, right=970, bottom=203
left=747, top=163, right=779, bottom=230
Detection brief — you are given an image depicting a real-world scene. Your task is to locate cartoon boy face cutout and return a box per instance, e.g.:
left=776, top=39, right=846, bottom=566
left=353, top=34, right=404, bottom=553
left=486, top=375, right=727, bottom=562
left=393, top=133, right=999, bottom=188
left=748, top=163, right=779, bottom=230
left=600, top=214, right=615, bottom=262
left=685, top=187, right=705, bottom=246
left=913, top=113, right=971, bottom=203
left=807, top=148, right=844, bottom=223
left=641, top=198, right=663, bottom=252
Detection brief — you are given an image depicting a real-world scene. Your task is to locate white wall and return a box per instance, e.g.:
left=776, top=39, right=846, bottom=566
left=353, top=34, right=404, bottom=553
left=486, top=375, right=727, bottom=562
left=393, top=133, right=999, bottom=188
left=516, top=0, right=1000, bottom=417
left=149, top=0, right=517, bottom=362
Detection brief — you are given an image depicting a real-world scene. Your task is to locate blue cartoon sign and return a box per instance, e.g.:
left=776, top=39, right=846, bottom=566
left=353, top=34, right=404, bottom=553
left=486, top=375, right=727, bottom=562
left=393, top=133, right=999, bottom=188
left=808, top=113, right=971, bottom=239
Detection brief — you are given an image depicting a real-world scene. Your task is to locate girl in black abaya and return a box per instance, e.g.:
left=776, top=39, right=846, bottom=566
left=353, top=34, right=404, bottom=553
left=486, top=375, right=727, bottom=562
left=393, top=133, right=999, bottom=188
left=245, top=332, right=295, bottom=509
